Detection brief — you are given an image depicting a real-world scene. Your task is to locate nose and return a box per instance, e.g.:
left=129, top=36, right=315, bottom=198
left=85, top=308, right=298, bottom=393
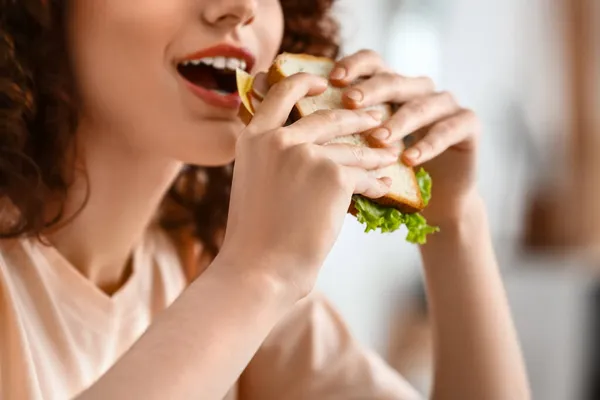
left=202, top=0, right=257, bottom=29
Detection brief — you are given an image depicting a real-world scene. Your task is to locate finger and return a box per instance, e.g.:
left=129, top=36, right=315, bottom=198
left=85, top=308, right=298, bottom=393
left=402, top=109, right=479, bottom=166
left=320, top=143, right=400, bottom=170
left=286, top=109, right=384, bottom=144
left=371, top=91, right=461, bottom=143
left=342, top=73, right=435, bottom=109
left=249, top=73, right=328, bottom=131
left=329, top=49, right=390, bottom=86
left=346, top=168, right=392, bottom=199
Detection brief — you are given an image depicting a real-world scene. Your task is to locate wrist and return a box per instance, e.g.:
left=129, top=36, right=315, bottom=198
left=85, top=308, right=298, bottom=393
left=209, top=250, right=302, bottom=309
left=420, top=192, right=497, bottom=275
left=426, top=191, right=487, bottom=244
left=429, top=190, right=485, bottom=229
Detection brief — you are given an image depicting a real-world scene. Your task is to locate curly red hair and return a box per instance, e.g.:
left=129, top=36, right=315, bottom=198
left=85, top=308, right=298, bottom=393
left=0, top=0, right=340, bottom=257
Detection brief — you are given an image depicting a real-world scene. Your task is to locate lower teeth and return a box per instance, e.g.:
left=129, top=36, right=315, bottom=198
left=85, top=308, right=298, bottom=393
left=213, top=90, right=231, bottom=96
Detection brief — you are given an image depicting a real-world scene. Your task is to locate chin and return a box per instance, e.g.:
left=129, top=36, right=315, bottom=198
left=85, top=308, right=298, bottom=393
left=176, top=119, right=242, bottom=166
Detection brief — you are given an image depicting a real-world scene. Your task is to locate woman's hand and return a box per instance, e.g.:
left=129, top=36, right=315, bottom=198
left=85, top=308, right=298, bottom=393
left=220, top=73, right=400, bottom=300
left=330, top=50, right=482, bottom=226
left=330, top=52, right=531, bottom=400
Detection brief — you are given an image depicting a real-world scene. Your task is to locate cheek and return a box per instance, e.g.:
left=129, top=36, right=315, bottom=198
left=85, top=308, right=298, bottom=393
left=67, top=1, right=186, bottom=126
left=63, top=0, right=285, bottom=165
left=252, top=2, right=284, bottom=72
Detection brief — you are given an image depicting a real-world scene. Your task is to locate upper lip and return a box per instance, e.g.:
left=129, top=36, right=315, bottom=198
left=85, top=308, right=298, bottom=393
left=177, top=43, right=256, bottom=72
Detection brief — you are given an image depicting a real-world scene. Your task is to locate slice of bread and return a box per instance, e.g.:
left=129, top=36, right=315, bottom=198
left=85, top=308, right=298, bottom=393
left=268, top=53, right=424, bottom=213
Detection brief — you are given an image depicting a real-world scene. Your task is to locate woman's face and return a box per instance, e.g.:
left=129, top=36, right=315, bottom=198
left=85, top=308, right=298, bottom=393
left=66, top=0, right=283, bottom=166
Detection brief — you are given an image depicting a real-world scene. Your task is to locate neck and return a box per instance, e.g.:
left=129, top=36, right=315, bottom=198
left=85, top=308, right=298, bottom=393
left=47, top=122, right=183, bottom=294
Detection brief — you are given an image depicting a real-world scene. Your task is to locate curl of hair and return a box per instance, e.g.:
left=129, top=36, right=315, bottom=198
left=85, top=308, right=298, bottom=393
left=0, top=0, right=340, bottom=258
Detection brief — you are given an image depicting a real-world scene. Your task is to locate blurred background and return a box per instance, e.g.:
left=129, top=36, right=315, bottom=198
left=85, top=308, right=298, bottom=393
left=315, top=0, right=600, bottom=399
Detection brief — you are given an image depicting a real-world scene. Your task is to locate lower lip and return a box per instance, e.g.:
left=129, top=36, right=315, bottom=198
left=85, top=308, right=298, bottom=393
left=183, top=81, right=241, bottom=110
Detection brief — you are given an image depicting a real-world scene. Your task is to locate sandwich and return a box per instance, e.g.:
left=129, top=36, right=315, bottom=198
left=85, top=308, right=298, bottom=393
left=236, top=53, right=438, bottom=244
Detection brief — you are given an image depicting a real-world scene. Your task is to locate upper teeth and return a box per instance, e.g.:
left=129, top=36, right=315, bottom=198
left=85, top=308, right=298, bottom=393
left=182, top=56, right=247, bottom=71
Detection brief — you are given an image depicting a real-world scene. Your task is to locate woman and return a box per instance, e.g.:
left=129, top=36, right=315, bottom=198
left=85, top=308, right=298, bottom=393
left=0, top=0, right=529, bottom=399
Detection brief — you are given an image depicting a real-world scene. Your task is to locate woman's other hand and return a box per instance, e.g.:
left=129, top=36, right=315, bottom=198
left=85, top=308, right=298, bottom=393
left=331, top=50, right=482, bottom=227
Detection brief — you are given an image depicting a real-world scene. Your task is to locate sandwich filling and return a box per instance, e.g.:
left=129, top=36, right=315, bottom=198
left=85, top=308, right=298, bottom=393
left=352, top=169, right=438, bottom=244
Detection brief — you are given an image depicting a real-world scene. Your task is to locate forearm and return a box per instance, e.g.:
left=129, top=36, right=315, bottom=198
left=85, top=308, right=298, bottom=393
left=422, top=196, right=530, bottom=400
left=77, top=260, right=292, bottom=400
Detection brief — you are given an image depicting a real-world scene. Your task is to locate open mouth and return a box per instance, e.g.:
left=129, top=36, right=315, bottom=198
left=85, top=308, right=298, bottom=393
left=177, top=56, right=248, bottom=96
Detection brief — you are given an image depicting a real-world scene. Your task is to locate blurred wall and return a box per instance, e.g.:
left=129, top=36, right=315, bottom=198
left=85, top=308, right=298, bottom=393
left=317, top=0, right=533, bottom=353
left=317, top=1, right=585, bottom=398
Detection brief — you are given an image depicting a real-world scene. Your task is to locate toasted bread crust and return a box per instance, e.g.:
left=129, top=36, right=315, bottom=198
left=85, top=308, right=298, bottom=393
left=268, top=53, right=337, bottom=119
left=271, top=52, right=334, bottom=76
left=371, top=195, right=422, bottom=214
left=363, top=134, right=424, bottom=212
left=267, top=56, right=288, bottom=86
left=348, top=202, right=358, bottom=216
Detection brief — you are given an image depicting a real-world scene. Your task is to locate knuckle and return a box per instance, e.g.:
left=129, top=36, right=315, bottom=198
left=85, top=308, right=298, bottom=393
left=405, top=98, right=428, bottom=116
left=364, top=180, right=385, bottom=199
left=391, top=112, right=409, bottom=132
left=351, top=146, right=365, bottom=163
left=462, top=108, right=483, bottom=137
left=271, top=79, right=295, bottom=96
left=430, top=133, right=444, bottom=147
left=435, top=119, right=458, bottom=135
left=296, top=143, right=318, bottom=162
left=314, top=109, right=339, bottom=124
left=358, top=48, right=378, bottom=59
left=389, top=73, right=406, bottom=87
left=439, top=90, right=457, bottom=105
left=420, top=76, right=436, bottom=91
left=268, top=129, right=292, bottom=150
left=462, top=108, right=478, bottom=123
left=420, top=137, right=439, bottom=153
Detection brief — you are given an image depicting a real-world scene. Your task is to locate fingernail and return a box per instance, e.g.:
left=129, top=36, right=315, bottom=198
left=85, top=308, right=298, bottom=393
left=371, top=128, right=391, bottom=141
left=366, top=110, right=383, bottom=121
left=345, top=89, right=363, bottom=103
left=404, top=147, right=421, bottom=161
left=330, top=67, right=346, bottom=80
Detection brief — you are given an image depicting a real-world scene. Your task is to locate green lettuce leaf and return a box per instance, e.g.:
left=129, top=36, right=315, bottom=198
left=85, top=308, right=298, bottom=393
left=416, top=168, right=432, bottom=206
left=352, top=196, right=404, bottom=234
left=402, top=212, right=440, bottom=245
left=352, top=168, right=439, bottom=244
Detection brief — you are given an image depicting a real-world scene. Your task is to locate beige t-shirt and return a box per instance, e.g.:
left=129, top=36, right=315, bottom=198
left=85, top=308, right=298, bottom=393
left=0, top=228, right=420, bottom=399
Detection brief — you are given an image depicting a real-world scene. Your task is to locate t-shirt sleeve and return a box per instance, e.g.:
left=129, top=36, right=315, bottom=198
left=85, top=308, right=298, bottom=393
left=238, top=292, right=423, bottom=400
